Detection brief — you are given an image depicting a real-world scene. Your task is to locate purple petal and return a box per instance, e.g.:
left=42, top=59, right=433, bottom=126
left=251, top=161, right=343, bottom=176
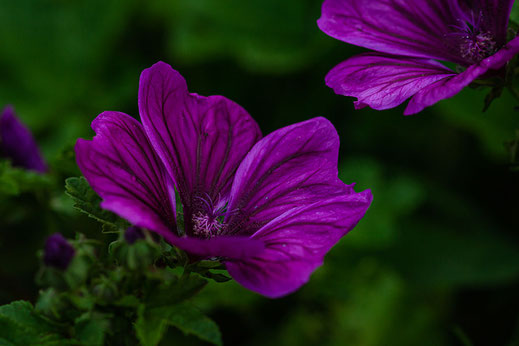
left=75, top=111, right=176, bottom=238
left=318, top=0, right=467, bottom=63
left=405, top=36, right=519, bottom=115
left=138, top=62, right=262, bottom=233
left=161, top=233, right=265, bottom=260
left=0, top=106, right=47, bottom=173
left=325, top=53, right=456, bottom=111
left=226, top=117, right=353, bottom=236
left=226, top=192, right=373, bottom=298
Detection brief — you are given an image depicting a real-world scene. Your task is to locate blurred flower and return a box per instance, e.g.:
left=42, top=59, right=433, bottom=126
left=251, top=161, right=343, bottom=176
left=318, top=0, right=519, bottom=114
left=124, top=226, right=145, bottom=244
left=44, top=233, right=75, bottom=270
left=75, top=61, right=372, bottom=298
left=0, top=106, right=47, bottom=172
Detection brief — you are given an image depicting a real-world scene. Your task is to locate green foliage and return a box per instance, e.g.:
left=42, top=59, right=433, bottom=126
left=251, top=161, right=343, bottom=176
left=511, top=2, right=519, bottom=24
left=74, top=312, right=111, bottom=345
left=0, top=161, right=50, bottom=196
left=149, top=0, right=330, bottom=73
left=65, top=177, right=128, bottom=232
left=1, top=1, right=519, bottom=345
left=0, top=301, right=63, bottom=345
left=136, top=302, right=222, bottom=346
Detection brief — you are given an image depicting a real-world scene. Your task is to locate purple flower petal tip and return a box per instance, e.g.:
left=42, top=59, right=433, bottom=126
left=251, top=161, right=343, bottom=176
left=44, top=233, right=75, bottom=270
left=319, top=0, right=519, bottom=114
left=0, top=106, right=47, bottom=173
left=76, top=61, right=372, bottom=297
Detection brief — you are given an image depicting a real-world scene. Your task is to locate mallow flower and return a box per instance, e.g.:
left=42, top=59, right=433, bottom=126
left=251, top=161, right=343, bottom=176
left=75, top=62, right=372, bottom=298
left=318, top=0, right=519, bottom=115
left=0, top=106, right=47, bottom=172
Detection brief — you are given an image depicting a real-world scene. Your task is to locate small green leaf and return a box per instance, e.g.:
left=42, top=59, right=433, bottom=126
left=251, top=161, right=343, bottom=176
left=482, top=85, right=504, bottom=112
left=65, top=176, right=128, bottom=230
left=201, top=271, right=232, bottom=283
left=135, top=305, right=169, bottom=346
left=196, top=260, right=226, bottom=270
left=136, top=303, right=222, bottom=346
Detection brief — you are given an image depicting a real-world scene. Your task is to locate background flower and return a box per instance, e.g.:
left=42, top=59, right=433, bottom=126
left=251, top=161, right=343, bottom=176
left=318, top=0, right=519, bottom=114
left=0, top=106, right=47, bottom=173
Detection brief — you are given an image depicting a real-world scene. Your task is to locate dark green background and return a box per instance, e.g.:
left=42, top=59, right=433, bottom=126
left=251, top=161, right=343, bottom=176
left=1, top=0, right=519, bottom=345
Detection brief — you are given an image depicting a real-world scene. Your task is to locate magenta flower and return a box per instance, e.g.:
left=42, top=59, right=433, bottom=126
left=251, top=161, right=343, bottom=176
left=0, top=106, right=47, bottom=173
left=44, top=233, right=75, bottom=271
left=317, top=0, right=519, bottom=115
left=75, top=62, right=372, bottom=298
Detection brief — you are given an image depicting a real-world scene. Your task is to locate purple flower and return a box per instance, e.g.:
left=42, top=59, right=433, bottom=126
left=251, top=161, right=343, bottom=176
left=124, top=226, right=145, bottom=244
left=0, top=106, right=47, bottom=173
left=75, top=62, right=372, bottom=298
left=44, top=233, right=75, bottom=270
left=317, top=0, right=519, bottom=114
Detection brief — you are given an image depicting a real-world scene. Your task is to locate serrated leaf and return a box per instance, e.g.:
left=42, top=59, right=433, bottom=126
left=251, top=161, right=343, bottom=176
left=136, top=302, right=222, bottom=346
left=65, top=176, right=127, bottom=230
left=135, top=305, right=168, bottom=346
left=0, top=301, right=63, bottom=344
left=74, top=312, right=111, bottom=346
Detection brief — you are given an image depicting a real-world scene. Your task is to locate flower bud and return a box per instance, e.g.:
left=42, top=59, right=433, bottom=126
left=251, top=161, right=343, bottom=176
left=124, top=226, right=144, bottom=244
left=43, top=233, right=75, bottom=270
left=0, top=106, right=47, bottom=173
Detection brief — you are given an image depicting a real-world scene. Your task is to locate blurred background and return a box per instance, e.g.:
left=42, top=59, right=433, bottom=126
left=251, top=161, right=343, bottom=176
left=1, top=0, right=519, bottom=345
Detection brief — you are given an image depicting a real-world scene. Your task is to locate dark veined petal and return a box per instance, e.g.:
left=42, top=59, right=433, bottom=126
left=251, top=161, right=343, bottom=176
left=138, top=62, right=262, bottom=234
left=75, top=111, right=177, bottom=238
left=0, top=106, right=47, bottom=173
left=318, top=0, right=468, bottom=64
left=226, top=192, right=373, bottom=298
left=325, top=53, right=456, bottom=112
left=226, top=117, right=353, bottom=236
left=406, top=36, right=519, bottom=115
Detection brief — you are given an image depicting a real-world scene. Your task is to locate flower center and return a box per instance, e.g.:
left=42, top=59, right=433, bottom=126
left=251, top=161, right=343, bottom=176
left=190, top=193, right=233, bottom=238
left=459, top=31, right=497, bottom=64
left=192, top=212, right=224, bottom=238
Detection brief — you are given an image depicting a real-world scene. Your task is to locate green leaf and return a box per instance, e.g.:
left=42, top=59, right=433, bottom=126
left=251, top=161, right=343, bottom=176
left=136, top=302, right=222, bottom=346
left=0, top=301, right=63, bottom=344
left=65, top=176, right=128, bottom=230
left=74, top=312, right=111, bottom=346
left=0, top=160, right=50, bottom=196
left=147, top=274, right=208, bottom=308
left=135, top=305, right=168, bottom=346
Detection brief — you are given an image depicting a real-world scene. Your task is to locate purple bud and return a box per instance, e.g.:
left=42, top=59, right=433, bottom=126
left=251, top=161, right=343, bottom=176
left=43, top=233, right=75, bottom=270
left=124, top=226, right=144, bottom=244
left=0, top=106, right=47, bottom=173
